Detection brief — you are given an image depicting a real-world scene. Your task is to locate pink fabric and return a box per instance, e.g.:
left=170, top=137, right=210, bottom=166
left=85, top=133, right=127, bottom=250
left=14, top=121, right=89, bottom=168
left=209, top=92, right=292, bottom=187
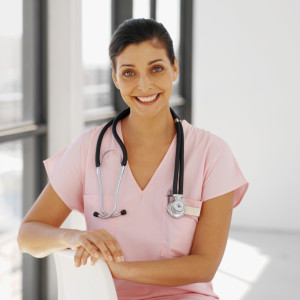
left=44, top=120, right=249, bottom=300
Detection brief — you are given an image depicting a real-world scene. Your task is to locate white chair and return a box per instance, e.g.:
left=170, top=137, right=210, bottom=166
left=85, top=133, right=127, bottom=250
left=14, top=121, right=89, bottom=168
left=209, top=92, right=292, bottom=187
left=53, top=249, right=118, bottom=300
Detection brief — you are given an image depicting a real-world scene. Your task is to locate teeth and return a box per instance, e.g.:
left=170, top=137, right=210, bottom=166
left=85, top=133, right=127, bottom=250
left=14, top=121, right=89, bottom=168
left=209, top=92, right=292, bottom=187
left=136, top=94, right=158, bottom=102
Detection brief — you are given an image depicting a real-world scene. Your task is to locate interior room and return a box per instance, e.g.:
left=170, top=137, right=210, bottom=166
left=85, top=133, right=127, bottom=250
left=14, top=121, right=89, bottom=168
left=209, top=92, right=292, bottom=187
left=0, top=0, right=299, bottom=299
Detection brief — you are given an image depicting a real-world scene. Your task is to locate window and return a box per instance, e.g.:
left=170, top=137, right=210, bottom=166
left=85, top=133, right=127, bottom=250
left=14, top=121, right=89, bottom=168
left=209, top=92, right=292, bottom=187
left=0, top=1, right=23, bottom=299
left=123, top=0, right=192, bottom=116
left=82, top=0, right=112, bottom=117
left=156, top=0, right=181, bottom=95
left=0, top=140, right=23, bottom=299
left=0, top=0, right=24, bottom=129
left=133, top=0, right=150, bottom=19
left=0, top=1, right=47, bottom=299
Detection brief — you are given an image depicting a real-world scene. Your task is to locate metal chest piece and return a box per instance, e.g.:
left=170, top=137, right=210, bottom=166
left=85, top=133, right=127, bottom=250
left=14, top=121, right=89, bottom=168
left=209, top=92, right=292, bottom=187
left=167, top=194, right=185, bottom=218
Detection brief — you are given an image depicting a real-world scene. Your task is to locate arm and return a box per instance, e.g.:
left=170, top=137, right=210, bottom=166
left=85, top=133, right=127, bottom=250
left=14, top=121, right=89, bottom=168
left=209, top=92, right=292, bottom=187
left=17, top=183, right=74, bottom=258
left=17, top=183, right=124, bottom=262
left=102, top=191, right=234, bottom=286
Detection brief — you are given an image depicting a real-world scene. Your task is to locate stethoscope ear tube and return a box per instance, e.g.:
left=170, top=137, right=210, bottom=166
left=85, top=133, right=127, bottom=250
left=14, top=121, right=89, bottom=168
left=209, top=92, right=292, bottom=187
left=170, top=108, right=184, bottom=196
left=95, top=119, right=114, bottom=167
left=112, top=108, right=130, bottom=166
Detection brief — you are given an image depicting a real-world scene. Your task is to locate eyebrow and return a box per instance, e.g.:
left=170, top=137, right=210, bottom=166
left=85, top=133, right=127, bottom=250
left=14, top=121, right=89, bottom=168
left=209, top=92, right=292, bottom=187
left=119, top=59, right=165, bottom=70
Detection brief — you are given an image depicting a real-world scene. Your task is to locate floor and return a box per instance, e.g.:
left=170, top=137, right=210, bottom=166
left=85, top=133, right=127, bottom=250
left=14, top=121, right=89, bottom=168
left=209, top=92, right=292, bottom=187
left=213, top=229, right=300, bottom=300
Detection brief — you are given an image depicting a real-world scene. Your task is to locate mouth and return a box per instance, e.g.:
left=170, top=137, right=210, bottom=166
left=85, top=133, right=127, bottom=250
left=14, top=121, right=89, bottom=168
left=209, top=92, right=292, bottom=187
left=134, top=93, right=161, bottom=104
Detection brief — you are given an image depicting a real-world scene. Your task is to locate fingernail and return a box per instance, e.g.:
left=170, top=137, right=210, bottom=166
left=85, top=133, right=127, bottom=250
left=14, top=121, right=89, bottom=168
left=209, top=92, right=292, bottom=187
left=108, top=256, right=113, bottom=261
left=121, top=256, right=124, bottom=262
left=116, top=256, right=121, bottom=262
left=94, top=253, right=100, bottom=258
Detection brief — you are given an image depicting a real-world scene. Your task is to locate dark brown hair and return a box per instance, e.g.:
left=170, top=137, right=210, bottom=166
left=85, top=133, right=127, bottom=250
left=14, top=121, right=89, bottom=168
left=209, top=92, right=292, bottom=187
left=109, top=18, right=175, bottom=72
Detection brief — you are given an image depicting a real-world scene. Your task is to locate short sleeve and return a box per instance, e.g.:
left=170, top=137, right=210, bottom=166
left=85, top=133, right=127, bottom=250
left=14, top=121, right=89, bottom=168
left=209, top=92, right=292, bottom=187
left=201, top=139, right=249, bottom=207
left=43, top=129, right=92, bottom=213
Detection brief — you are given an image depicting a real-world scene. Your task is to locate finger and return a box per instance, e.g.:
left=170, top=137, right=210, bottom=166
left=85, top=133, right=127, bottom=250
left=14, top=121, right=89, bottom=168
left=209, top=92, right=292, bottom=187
left=85, top=230, right=124, bottom=262
left=88, top=237, right=114, bottom=262
left=80, top=239, right=101, bottom=258
left=105, top=240, right=124, bottom=263
left=102, top=232, right=125, bottom=262
left=74, top=246, right=85, bottom=267
left=90, top=252, right=104, bottom=265
left=81, top=249, right=91, bottom=266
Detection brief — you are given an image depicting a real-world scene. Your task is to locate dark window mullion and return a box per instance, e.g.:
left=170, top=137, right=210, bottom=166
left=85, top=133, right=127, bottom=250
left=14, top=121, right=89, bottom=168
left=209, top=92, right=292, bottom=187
left=111, top=0, right=133, bottom=113
left=21, top=0, right=48, bottom=299
left=150, top=0, right=156, bottom=20
left=179, top=0, right=193, bottom=122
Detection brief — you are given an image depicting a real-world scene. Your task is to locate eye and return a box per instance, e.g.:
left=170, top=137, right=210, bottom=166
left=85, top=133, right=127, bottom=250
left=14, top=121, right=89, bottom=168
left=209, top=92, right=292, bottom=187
left=123, top=70, right=134, bottom=77
left=152, top=66, right=164, bottom=73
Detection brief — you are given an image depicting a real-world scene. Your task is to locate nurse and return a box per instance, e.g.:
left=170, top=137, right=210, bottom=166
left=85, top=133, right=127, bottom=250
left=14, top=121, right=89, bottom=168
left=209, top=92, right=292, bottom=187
left=18, top=18, right=249, bottom=299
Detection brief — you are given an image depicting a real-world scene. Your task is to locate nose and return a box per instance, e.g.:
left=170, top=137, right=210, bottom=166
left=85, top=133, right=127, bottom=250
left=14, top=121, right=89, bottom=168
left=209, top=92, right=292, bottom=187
left=137, top=73, right=152, bottom=92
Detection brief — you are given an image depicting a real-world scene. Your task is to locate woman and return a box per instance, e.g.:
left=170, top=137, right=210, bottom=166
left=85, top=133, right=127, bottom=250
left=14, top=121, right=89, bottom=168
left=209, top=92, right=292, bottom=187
left=18, top=19, right=249, bottom=299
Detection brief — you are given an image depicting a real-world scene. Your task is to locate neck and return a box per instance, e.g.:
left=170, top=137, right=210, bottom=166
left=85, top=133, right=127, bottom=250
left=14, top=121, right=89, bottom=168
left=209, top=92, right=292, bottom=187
left=121, top=108, right=176, bottom=146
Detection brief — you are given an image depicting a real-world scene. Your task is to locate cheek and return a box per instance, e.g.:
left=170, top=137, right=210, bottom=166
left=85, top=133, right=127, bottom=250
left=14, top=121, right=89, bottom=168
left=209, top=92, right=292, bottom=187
left=118, top=78, right=131, bottom=91
left=118, top=81, right=135, bottom=99
left=158, top=76, right=174, bottom=91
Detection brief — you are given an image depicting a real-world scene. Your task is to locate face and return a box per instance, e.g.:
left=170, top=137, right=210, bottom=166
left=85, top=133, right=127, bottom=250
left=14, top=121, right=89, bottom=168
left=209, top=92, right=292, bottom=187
left=112, top=40, right=178, bottom=118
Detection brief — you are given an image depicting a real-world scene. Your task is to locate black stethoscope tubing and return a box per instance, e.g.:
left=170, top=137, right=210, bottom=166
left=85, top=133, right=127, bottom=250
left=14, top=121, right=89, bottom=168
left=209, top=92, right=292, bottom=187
left=94, top=107, right=184, bottom=217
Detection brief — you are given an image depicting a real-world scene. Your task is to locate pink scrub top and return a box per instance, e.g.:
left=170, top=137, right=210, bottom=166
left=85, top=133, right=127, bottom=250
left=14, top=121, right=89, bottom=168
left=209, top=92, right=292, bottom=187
left=44, top=120, right=249, bottom=300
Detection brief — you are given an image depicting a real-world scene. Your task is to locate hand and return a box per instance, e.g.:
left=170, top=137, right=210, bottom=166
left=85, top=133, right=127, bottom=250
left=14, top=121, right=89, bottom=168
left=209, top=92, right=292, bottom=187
left=106, top=260, right=128, bottom=279
left=67, top=229, right=125, bottom=267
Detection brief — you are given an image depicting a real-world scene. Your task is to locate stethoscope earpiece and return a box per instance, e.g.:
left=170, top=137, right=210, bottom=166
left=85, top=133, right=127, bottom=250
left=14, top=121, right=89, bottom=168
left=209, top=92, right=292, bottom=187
left=93, top=209, right=127, bottom=218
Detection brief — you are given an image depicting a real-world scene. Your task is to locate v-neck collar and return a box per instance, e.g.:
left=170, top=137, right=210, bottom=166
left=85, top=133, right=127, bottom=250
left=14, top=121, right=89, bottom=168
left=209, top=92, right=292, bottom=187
left=116, top=120, right=179, bottom=194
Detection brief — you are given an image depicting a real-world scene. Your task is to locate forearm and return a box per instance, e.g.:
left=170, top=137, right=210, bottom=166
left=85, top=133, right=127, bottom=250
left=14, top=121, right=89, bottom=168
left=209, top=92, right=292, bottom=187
left=112, top=254, right=216, bottom=286
left=17, top=221, right=80, bottom=258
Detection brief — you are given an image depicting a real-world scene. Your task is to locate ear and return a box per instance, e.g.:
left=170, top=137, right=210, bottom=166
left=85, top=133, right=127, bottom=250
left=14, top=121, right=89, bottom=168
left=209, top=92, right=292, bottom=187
left=172, top=57, right=179, bottom=82
left=112, top=69, right=120, bottom=89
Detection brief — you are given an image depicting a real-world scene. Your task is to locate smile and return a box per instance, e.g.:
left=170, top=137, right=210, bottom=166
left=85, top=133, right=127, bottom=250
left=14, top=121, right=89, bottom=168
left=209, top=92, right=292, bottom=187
left=135, top=93, right=160, bottom=103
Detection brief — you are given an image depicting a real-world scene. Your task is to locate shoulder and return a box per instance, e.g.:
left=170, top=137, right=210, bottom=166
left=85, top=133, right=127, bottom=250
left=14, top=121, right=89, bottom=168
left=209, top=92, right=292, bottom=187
left=182, top=120, right=230, bottom=156
left=75, top=123, right=109, bottom=148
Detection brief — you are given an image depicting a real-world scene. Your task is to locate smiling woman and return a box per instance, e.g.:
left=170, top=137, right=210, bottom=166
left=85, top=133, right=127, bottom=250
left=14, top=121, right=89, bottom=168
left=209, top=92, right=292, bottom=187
left=17, top=18, right=249, bottom=300
left=112, top=40, right=178, bottom=119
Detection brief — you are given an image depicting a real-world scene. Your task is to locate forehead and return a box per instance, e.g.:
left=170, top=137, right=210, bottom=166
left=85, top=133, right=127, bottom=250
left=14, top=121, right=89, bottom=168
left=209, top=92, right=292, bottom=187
left=115, top=40, right=169, bottom=67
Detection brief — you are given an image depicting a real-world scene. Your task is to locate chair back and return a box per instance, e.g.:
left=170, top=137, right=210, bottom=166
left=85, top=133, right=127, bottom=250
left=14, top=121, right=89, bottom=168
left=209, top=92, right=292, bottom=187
left=53, top=249, right=118, bottom=300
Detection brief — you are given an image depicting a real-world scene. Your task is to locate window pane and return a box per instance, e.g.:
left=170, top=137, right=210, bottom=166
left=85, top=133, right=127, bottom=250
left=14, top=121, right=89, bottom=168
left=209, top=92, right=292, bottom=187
left=156, top=0, right=180, bottom=55
left=0, top=0, right=23, bottom=129
left=82, top=0, right=112, bottom=111
left=133, top=0, right=150, bottom=19
left=0, top=140, right=23, bottom=300
left=156, top=0, right=180, bottom=95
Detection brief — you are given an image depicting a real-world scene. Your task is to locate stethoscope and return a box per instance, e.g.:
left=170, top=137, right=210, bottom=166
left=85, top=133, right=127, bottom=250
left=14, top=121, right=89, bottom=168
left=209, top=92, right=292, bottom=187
left=93, top=107, right=185, bottom=219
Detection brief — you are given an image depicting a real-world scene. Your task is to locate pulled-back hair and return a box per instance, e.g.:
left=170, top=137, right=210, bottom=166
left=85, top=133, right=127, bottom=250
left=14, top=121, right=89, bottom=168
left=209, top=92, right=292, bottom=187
left=109, top=18, right=175, bottom=72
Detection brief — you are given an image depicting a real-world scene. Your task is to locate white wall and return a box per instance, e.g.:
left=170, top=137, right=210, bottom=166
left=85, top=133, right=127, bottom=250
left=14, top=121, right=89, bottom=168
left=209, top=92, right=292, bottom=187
left=192, top=0, right=300, bottom=232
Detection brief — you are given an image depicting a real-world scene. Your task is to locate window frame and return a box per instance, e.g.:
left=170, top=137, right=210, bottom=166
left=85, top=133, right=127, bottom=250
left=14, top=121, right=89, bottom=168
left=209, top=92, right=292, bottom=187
left=84, top=0, right=193, bottom=125
left=0, top=1, right=48, bottom=299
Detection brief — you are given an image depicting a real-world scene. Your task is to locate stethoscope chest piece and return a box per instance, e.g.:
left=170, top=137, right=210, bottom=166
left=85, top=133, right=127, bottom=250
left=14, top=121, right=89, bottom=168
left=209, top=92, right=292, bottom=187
left=167, top=194, right=185, bottom=218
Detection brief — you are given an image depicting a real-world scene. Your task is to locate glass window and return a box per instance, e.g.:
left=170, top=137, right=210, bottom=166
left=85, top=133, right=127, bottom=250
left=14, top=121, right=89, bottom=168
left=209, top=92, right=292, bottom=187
left=156, top=0, right=180, bottom=56
left=156, top=0, right=181, bottom=95
left=82, top=0, right=112, bottom=111
left=0, top=0, right=23, bottom=129
left=133, top=0, right=150, bottom=19
left=0, top=140, right=23, bottom=300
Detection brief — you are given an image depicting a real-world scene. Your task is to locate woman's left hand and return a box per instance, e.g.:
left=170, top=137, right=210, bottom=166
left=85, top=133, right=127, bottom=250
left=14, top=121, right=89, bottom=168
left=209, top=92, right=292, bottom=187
left=75, top=246, right=127, bottom=279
